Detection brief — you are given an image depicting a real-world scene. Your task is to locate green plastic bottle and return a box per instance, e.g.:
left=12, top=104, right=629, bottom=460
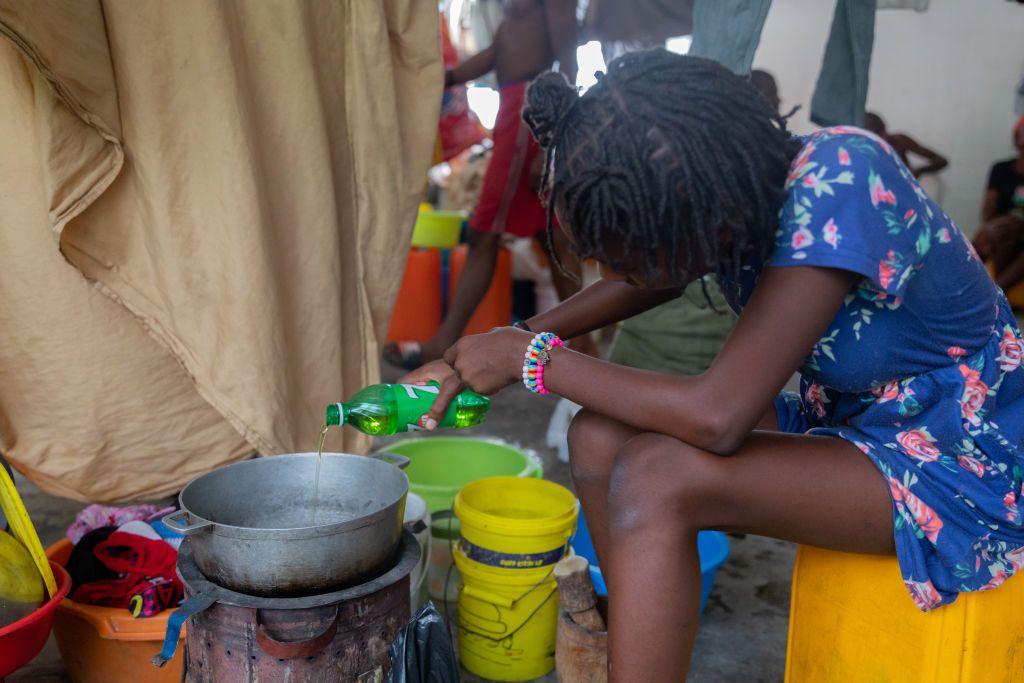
left=326, top=382, right=489, bottom=436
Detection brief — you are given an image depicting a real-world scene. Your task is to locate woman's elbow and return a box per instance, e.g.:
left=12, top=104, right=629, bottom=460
left=670, top=412, right=748, bottom=456
left=703, top=422, right=749, bottom=456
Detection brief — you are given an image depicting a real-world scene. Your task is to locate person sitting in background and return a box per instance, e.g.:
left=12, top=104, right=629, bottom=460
left=863, top=112, right=948, bottom=179
left=385, top=0, right=582, bottom=370
left=974, top=116, right=1024, bottom=296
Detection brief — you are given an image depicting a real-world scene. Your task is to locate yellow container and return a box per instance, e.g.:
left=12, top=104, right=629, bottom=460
left=785, top=545, right=1024, bottom=682
left=455, top=476, right=578, bottom=565
left=453, top=476, right=578, bottom=681
left=411, top=208, right=466, bottom=249
left=454, top=549, right=561, bottom=681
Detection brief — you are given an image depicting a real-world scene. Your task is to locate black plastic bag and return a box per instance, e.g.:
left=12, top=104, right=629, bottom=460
left=386, top=602, right=460, bottom=683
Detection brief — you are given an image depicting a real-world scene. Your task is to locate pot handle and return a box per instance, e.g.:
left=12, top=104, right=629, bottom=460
left=371, top=451, right=410, bottom=470
left=255, top=605, right=340, bottom=659
left=161, top=510, right=213, bottom=535
left=152, top=590, right=217, bottom=667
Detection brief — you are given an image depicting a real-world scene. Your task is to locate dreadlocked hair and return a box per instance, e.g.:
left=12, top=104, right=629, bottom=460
left=523, top=49, right=802, bottom=298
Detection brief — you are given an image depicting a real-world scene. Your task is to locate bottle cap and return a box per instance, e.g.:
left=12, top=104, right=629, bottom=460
left=325, top=403, right=345, bottom=426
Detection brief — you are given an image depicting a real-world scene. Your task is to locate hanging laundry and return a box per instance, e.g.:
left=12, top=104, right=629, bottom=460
left=689, top=0, right=772, bottom=75
left=810, top=0, right=878, bottom=127
left=877, top=0, right=929, bottom=9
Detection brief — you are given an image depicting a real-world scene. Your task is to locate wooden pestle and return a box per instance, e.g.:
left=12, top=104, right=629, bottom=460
left=553, top=555, right=605, bottom=632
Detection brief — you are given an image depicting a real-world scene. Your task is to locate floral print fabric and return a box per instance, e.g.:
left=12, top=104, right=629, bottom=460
left=750, top=127, right=1024, bottom=610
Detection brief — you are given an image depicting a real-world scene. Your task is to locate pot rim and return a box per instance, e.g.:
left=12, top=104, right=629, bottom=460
left=176, top=452, right=409, bottom=538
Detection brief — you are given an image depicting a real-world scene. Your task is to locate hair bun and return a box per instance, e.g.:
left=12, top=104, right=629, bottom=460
left=523, top=71, right=578, bottom=149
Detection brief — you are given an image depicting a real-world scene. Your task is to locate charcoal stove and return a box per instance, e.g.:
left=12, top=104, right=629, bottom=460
left=154, top=529, right=419, bottom=682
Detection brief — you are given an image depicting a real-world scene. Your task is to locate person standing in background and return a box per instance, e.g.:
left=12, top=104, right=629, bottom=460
left=386, top=0, right=582, bottom=370
left=975, top=116, right=1024, bottom=296
left=864, top=112, right=949, bottom=179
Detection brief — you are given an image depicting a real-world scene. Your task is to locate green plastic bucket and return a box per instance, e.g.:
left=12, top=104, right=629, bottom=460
left=381, top=437, right=543, bottom=513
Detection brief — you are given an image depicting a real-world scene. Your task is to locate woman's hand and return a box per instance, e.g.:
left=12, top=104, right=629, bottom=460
left=443, top=327, right=532, bottom=393
left=399, top=327, right=532, bottom=430
left=398, top=359, right=458, bottom=387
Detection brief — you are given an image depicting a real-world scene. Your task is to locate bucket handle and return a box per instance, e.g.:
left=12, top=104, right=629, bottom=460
left=152, top=591, right=217, bottom=667
left=461, top=583, right=516, bottom=609
left=161, top=510, right=213, bottom=535
left=255, top=605, right=340, bottom=659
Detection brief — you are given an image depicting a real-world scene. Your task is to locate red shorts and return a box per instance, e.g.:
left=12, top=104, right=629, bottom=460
left=469, top=80, right=548, bottom=238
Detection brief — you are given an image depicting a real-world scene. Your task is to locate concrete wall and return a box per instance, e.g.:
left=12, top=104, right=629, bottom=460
left=755, top=0, right=1024, bottom=234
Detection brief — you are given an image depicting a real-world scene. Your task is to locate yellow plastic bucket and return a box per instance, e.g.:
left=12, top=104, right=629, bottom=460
left=411, top=209, right=466, bottom=249
left=453, top=477, right=578, bottom=681
left=455, top=476, right=578, bottom=565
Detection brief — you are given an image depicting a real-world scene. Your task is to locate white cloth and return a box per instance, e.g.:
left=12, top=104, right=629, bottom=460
left=116, top=521, right=162, bottom=541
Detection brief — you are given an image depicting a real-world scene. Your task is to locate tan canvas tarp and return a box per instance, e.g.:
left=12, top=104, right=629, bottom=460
left=0, top=1, right=441, bottom=502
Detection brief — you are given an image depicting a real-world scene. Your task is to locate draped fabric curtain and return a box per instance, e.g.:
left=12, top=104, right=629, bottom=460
left=0, top=0, right=441, bottom=502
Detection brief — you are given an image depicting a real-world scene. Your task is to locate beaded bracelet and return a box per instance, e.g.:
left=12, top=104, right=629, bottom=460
left=522, top=332, right=564, bottom=394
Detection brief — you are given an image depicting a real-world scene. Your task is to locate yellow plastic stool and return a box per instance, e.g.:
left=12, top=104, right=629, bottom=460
left=785, top=545, right=1024, bottom=682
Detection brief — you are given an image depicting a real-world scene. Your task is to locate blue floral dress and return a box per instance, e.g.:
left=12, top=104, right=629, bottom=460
left=722, top=126, right=1024, bottom=610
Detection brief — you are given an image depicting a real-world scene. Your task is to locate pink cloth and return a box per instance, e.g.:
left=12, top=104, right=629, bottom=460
left=68, top=504, right=175, bottom=544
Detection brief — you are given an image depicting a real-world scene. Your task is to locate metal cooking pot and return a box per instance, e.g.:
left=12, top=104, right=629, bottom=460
left=162, top=452, right=409, bottom=597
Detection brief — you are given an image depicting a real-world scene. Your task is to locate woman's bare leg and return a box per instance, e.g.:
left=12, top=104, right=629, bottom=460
left=567, top=409, right=639, bottom=577
left=567, top=403, right=779, bottom=578
left=567, top=411, right=893, bottom=682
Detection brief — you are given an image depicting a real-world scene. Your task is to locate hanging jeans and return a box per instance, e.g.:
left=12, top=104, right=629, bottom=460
left=810, top=0, right=878, bottom=127
left=688, top=0, right=772, bottom=75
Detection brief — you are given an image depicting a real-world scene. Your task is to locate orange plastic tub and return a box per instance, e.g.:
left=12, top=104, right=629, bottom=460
left=386, top=248, right=444, bottom=343
left=386, top=245, right=513, bottom=343
left=449, top=244, right=512, bottom=336
left=45, top=539, right=184, bottom=683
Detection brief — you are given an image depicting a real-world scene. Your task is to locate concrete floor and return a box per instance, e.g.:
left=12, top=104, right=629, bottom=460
left=11, top=362, right=795, bottom=682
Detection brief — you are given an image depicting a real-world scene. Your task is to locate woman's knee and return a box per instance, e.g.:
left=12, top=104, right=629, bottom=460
left=567, top=408, right=631, bottom=488
left=606, top=433, right=726, bottom=533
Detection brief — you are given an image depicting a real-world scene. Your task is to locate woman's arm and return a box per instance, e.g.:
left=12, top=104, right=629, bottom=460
left=892, top=134, right=947, bottom=177
left=526, top=278, right=681, bottom=339
left=435, top=266, right=856, bottom=454
left=399, top=278, right=680, bottom=391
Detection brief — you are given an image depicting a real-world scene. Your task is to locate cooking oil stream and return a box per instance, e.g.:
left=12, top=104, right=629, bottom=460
left=310, top=423, right=329, bottom=524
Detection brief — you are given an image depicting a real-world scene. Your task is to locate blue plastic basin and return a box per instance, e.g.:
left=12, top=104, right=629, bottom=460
left=570, top=514, right=730, bottom=614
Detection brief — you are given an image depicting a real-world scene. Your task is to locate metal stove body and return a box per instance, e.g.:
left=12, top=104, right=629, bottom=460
left=168, top=530, right=419, bottom=682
